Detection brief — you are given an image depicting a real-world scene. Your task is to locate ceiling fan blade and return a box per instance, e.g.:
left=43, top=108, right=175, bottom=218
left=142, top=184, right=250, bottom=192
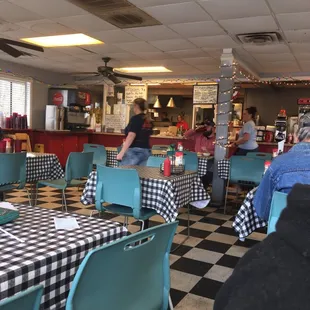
left=107, top=74, right=121, bottom=84
left=70, top=72, right=100, bottom=76
left=2, top=39, right=44, bottom=53
left=113, top=72, right=142, bottom=81
left=0, top=42, right=23, bottom=58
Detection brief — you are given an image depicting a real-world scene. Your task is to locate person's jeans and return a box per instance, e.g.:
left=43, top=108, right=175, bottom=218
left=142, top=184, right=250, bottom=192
left=120, top=147, right=151, bottom=166
left=235, top=147, right=259, bottom=156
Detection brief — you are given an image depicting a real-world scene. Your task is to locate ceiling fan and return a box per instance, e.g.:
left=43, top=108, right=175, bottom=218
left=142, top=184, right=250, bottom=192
left=0, top=38, right=44, bottom=58
left=72, top=57, right=143, bottom=84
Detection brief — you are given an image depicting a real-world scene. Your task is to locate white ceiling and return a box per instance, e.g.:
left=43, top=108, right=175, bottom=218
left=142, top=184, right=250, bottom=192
left=1, top=0, right=310, bottom=79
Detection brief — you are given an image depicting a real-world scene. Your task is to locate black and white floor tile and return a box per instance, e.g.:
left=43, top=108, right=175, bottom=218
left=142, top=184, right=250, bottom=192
left=4, top=186, right=266, bottom=309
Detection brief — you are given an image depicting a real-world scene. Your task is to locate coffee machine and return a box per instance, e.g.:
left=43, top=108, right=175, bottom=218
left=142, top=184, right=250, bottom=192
left=274, top=109, right=287, bottom=142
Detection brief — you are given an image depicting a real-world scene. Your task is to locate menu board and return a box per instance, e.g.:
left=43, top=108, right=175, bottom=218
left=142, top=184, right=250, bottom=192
left=125, top=85, right=147, bottom=105
left=193, top=85, right=218, bottom=104
left=104, top=114, right=126, bottom=133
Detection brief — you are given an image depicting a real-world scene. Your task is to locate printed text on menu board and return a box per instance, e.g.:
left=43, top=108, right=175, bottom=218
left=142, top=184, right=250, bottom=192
left=125, top=85, right=147, bottom=105
left=193, top=85, right=218, bottom=104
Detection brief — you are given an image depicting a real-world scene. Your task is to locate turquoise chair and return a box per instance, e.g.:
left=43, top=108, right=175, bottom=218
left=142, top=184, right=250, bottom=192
left=95, top=165, right=157, bottom=230
left=267, top=191, right=288, bottom=235
left=146, top=156, right=165, bottom=168
left=66, top=222, right=178, bottom=310
left=183, top=151, right=198, bottom=172
left=152, top=145, right=168, bottom=151
left=83, top=143, right=107, bottom=166
left=36, top=152, right=93, bottom=212
left=0, top=285, right=43, bottom=310
left=246, top=152, right=272, bottom=160
left=224, top=156, right=265, bottom=213
left=0, top=153, right=31, bottom=205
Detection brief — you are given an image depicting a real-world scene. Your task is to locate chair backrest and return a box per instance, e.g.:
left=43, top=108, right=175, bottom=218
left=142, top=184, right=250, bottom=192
left=146, top=156, right=165, bottom=168
left=183, top=151, right=198, bottom=172
left=267, top=191, right=288, bottom=235
left=95, top=165, right=141, bottom=218
left=66, top=222, right=178, bottom=310
left=83, top=144, right=107, bottom=166
left=152, top=145, right=168, bottom=151
left=246, top=152, right=272, bottom=160
left=229, top=156, right=265, bottom=186
left=65, top=152, right=93, bottom=182
left=0, top=285, right=43, bottom=310
left=0, top=153, right=27, bottom=188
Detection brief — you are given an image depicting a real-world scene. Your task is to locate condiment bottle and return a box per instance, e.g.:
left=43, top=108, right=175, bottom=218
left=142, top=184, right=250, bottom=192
left=163, top=157, right=171, bottom=177
left=264, top=160, right=271, bottom=174
left=177, top=142, right=183, bottom=151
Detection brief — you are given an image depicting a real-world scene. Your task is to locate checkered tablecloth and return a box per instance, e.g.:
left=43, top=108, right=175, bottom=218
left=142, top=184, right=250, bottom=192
left=26, top=153, right=64, bottom=182
left=0, top=204, right=127, bottom=309
left=81, top=166, right=209, bottom=222
left=105, top=149, right=209, bottom=177
left=218, top=159, right=230, bottom=180
left=232, top=187, right=267, bottom=241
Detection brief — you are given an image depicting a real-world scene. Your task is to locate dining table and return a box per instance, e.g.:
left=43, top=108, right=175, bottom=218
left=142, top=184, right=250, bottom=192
left=81, top=166, right=209, bottom=223
left=0, top=204, right=127, bottom=309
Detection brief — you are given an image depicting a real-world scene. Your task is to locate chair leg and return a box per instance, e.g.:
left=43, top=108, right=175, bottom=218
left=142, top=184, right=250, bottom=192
left=62, top=189, right=68, bottom=213
left=224, top=181, right=230, bottom=214
left=171, top=204, right=190, bottom=253
left=123, top=216, right=129, bottom=228
left=138, top=219, right=145, bottom=231
left=169, top=294, right=174, bottom=310
left=25, top=187, right=32, bottom=206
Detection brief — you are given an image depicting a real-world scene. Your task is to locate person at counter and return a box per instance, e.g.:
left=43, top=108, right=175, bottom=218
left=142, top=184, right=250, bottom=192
left=161, top=112, right=170, bottom=122
left=116, top=98, right=153, bottom=166
left=176, top=114, right=189, bottom=131
left=253, top=113, right=310, bottom=221
left=231, top=107, right=258, bottom=155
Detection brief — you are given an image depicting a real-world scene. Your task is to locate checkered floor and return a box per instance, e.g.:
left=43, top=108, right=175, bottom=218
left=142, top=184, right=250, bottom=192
left=4, top=186, right=266, bottom=310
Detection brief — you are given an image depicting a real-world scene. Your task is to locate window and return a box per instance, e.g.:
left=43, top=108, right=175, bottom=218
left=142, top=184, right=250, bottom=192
left=0, top=77, right=31, bottom=123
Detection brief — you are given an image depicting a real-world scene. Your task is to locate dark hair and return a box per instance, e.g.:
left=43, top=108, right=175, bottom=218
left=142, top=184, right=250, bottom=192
left=245, top=106, right=257, bottom=119
left=133, top=98, right=146, bottom=112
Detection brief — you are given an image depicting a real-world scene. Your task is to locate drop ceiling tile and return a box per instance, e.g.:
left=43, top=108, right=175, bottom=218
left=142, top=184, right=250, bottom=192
left=166, top=48, right=208, bottom=58
left=132, top=51, right=174, bottom=60
left=268, top=0, right=310, bottom=14
left=17, top=19, right=74, bottom=35
left=149, top=39, right=197, bottom=52
left=149, top=59, right=186, bottom=66
left=219, top=16, right=278, bottom=34
left=182, top=56, right=218, bottom=65
left=50, top=46, right=99, bottom=56
left=125, top=25, right=180, bottom=41
left=113, top=42, right=161, bottom=53
left=9, top=0, right=87, bottom=18
left=89, top=30, right=141, bottom=44
left=199, top=0, right=270, bottom=20
left=201, top=48, right=223, bottom=58
left=56, top=14, right=117, bottom=33
left=167, top=64, right=204, bottom=74
left=0, top=2, right=42, bottom=22
left=79, top=44, right=127, bottom=55
left=105, top=52, right=142, bottom=61
left=293, top=53, right=310, bottom=60
left=277, top=12, right=310, bottom=31
left=260, top=61, right=300, bottom=72
left=299, top=61, right=310, bottom=71
left=169, top=21, right=225, bottom=38
left=128, top=0, right=190, bottom=7
left=244, top=43, right=290, bottom=54
left=3, top=26, right=42, bottom=40
left=189, top=35, right=239, bottom=48
left=289, top=43, right=310, bottom=53
left=195, top=64, right=220, bottom=73
left=144, top=2, right=212, bottom=24
left=253, top=53, right=295, bottom=62
left=285, top=30, right=310, bottom=43
left=117, top=59, right=155, bottom=67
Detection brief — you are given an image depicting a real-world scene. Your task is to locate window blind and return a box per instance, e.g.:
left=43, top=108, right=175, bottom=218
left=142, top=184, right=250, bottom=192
left=0, top=77, right=31, bottom=121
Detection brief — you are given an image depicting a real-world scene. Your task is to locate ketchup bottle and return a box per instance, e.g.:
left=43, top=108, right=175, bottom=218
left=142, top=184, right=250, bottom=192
left=163, top=157, right=171, bottom=177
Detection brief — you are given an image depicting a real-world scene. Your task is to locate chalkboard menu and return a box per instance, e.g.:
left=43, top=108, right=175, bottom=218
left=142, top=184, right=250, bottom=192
left=193, top=85, right=218, bottom=104
left=125, top=85, right=147, bottom=105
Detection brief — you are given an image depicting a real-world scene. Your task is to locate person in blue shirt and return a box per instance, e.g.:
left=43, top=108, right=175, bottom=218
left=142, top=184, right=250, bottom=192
left=232, top=107, right=259, bottom=155
left=254, top=113, right=310, bottom=220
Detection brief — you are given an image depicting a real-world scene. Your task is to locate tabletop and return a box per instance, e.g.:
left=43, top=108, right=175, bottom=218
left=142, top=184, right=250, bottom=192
left=81, top=166, right=209, bottom=222
left=0, top=204, right=127, bottom=309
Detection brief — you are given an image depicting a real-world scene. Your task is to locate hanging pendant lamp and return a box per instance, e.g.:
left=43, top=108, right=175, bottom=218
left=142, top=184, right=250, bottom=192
left=167, top=97, right=176, bottom=108
left=153, top=96, right=162, bottom=108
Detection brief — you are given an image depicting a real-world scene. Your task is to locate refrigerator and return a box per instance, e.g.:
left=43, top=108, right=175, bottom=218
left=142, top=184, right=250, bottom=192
left=45, top=105, right=64, bottom=130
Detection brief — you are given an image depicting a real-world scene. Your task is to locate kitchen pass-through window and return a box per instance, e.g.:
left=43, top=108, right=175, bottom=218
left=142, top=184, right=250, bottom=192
left=0, top=77, right=31, bottom=122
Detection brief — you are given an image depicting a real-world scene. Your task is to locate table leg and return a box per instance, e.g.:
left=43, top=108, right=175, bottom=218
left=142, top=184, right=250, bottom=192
left=0, top=192, right=3, bottom=202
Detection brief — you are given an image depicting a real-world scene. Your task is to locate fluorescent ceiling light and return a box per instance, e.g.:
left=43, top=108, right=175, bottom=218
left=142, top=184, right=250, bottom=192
left=115, top=67, right=171, bottom=73
left=21, top=33, right=103, bottom=47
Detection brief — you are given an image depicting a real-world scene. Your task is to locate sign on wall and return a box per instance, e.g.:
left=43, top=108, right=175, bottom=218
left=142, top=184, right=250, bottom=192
left=193, top=85, right=218, bottom=104
left=125, top=85, right=147, bottom=105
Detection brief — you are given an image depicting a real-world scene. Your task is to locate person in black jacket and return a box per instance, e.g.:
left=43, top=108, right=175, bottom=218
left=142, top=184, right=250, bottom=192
left=214, top=183, right=310, bottom=310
